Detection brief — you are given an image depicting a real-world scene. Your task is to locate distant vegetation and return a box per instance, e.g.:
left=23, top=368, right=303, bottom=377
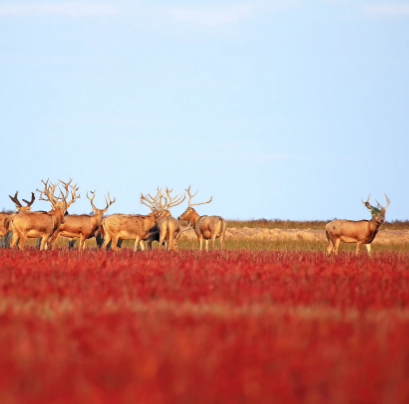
left=227, top=219, right=409, bottom=231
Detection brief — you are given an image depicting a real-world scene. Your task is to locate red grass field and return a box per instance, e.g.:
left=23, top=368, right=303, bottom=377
left=1, top=248, right=409, bottom=403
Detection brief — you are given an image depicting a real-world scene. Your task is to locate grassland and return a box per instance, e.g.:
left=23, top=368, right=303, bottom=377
left=227, top=218, right=409, bottom=230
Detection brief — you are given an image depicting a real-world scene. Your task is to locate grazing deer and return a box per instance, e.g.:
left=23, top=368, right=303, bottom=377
left=6, top=179, right=79, bottom=250
left=100, top=188, right=184, bottom=252
left=0, top=191, right=36, bottom=247
left=178, top=186, right=226, bottom=251
left=48, top=191, right=116, bottom=250
left=326, top=194, right=390, bottom=255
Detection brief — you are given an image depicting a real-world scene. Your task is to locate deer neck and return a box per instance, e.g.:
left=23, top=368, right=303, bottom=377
left=92, top=210, right=104, bottom=225
left=368, top=217, right=382, bottom=235
left=188, top=209, right=201, bottom=227
left=50, top=208, right=64, bottom=229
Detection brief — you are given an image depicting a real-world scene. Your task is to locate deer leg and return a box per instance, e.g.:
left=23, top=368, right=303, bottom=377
left=365, top=244, right=372, bottom=255
left=158, top=237, right=165, bottom=250
left=10, top=231, right=20, bottom=249
left=356, top=242, right=363, bottom=255
left=79, top=235, right=87, bottom=251
left=205, top=239, right=209, bottom=252
left=49, top=229, right=61, bottom=250
left=210, top=235, right=217, bottom=251
left=333, top=238, right=341, bottom=255
left=68, top=239, right=77, bottom=249
left=326, top=239, right=333, bottom=254
left=17, top=234, right=27, bottom=251
left=101, top=233, right=112, bottom=251
left=197, top=236, right=203, bottom=251
left=134, top=237, right=141, bottom=252
left=110, top=236, right=120, bottom=251
left=219, top=235, right=225, bottom=250
left=39, top=236, right=49, bottom=251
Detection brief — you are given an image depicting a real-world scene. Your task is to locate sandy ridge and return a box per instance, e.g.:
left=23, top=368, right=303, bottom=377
left=180, top=227, right=409, bottom=245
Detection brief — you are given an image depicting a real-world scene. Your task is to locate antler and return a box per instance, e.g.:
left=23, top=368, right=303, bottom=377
left=361, top=194, right=372, bottom=210
left=140, top=187, right=163, bottom=211
left=22, top=192, right=35, bottom=207
left=87, top=190, right=116, bottom=211
left=104, top=192, right=116, bottom=209
left=158, top=188, right=186, bottom=210
left=58, top=179, right=80, bottom=208
left=375, top=193, right=390, bottom=212
left=87, top=190, right=97, bottom=210
left=186, top=185, right=213, bottom=207
left=37, top=179, right=59, bottom=207
left=9, top=191, right=23, bottom=208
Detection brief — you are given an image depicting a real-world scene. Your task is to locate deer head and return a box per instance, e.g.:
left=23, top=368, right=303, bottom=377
left=178, top=185, right=212, bottom=220
left=362, top=193, right=390, bottom=225
left=8, top=191, right=35, bottom=212
left=140, top=187, right=185, bottom=221
left=37, top=178, right=80, bottom=215
left=87, top=190, right=116, bottom=215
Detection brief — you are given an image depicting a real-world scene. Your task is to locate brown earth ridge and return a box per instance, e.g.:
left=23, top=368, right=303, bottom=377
left=180, top=227, right=409, bottom=245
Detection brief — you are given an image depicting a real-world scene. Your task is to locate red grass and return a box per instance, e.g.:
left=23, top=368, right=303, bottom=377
left=1, top=249, right=409, bottom=403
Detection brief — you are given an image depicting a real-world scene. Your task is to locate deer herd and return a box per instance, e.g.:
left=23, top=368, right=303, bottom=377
left=0, top=179, right=226, bottom=252
left=0, top=179, right=391, bottom=255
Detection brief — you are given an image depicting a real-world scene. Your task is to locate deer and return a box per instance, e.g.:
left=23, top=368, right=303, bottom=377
left=145, top=188, right=187, bottom=252
left=0, top=191, right=35, bottom=248
left=178, top=186, right=226, bottom=251
left=48, top=190, right=116, bottom=250
left=325, top=194, right=390, bottom=255
left=146, top=222, right=191, bottom=251
left=6, top=179, right=80, bottom=250
left=100, top=188, right=184, bottom=252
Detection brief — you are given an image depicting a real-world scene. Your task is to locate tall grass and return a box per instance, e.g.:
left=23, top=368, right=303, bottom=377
left=227, top=219, right=409, bottom=230
left=20, top=235, right=409, bottom=253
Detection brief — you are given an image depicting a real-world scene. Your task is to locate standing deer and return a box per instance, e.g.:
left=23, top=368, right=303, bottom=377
left=145, top=188, right=186, bottom=252
left=48, top=191, right=115, bottom=250
left=146, top=222, right=191, bottom=251
left=100, top=188, right=167, bottom=252
left=100, top=188, right=185, bottom=252
left=326, top=194, right=390, bottom=255
left=6, top=179, right=79, bottom=250
left=0, top=191, right=35, bottom=247
left=178, top=186, right=226, bottom=251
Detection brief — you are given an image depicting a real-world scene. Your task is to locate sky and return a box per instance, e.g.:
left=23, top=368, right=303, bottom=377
left=0, top=0, right=408, bottom=220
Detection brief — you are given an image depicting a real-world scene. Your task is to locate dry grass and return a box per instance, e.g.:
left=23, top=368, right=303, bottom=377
left=19, top=235, right=409, bottom=253
left=227, top=219, right=409, bottom=230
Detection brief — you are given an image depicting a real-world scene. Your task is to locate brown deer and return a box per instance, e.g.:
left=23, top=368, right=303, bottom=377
left=326, top=194, right=390, bottom=255
left=0, top=191, right=36, bottom=247
left=6, top=179, right=80, bottom=250
left=48, top=190, right=116, bottom=250
left=146, top=221, right=191, bottom=251
left=145, top=188, right=187, bottom=252
left=178, top=186, right=226, bottom=251
left=100, top=188, right=184, bottom=252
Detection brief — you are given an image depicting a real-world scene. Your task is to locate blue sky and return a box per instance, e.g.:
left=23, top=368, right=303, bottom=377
left=1, top=0, right=408, bottom=220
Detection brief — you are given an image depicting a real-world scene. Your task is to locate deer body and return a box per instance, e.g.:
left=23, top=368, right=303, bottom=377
left=0, top=213, right=10, bottom=239
left=0, top=191, right=36, bottom=248
left=178, top=208, right=226, bottom=251
left=49, top=191, right=115, bottom=250
left=7, top=179, right=79, bottom=251
left=178, top=186, right=226, bottom=251
left=326, top=194, right=390, bottom=255
left=101, top=211, right=167, bottom=251
left=100, top=187, right=185, bottom=252
left=157, top=216, right=180, bottom=251
left=49, top=213, right=102, bottom=250
left=7, top=208, right=66, bottom=250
